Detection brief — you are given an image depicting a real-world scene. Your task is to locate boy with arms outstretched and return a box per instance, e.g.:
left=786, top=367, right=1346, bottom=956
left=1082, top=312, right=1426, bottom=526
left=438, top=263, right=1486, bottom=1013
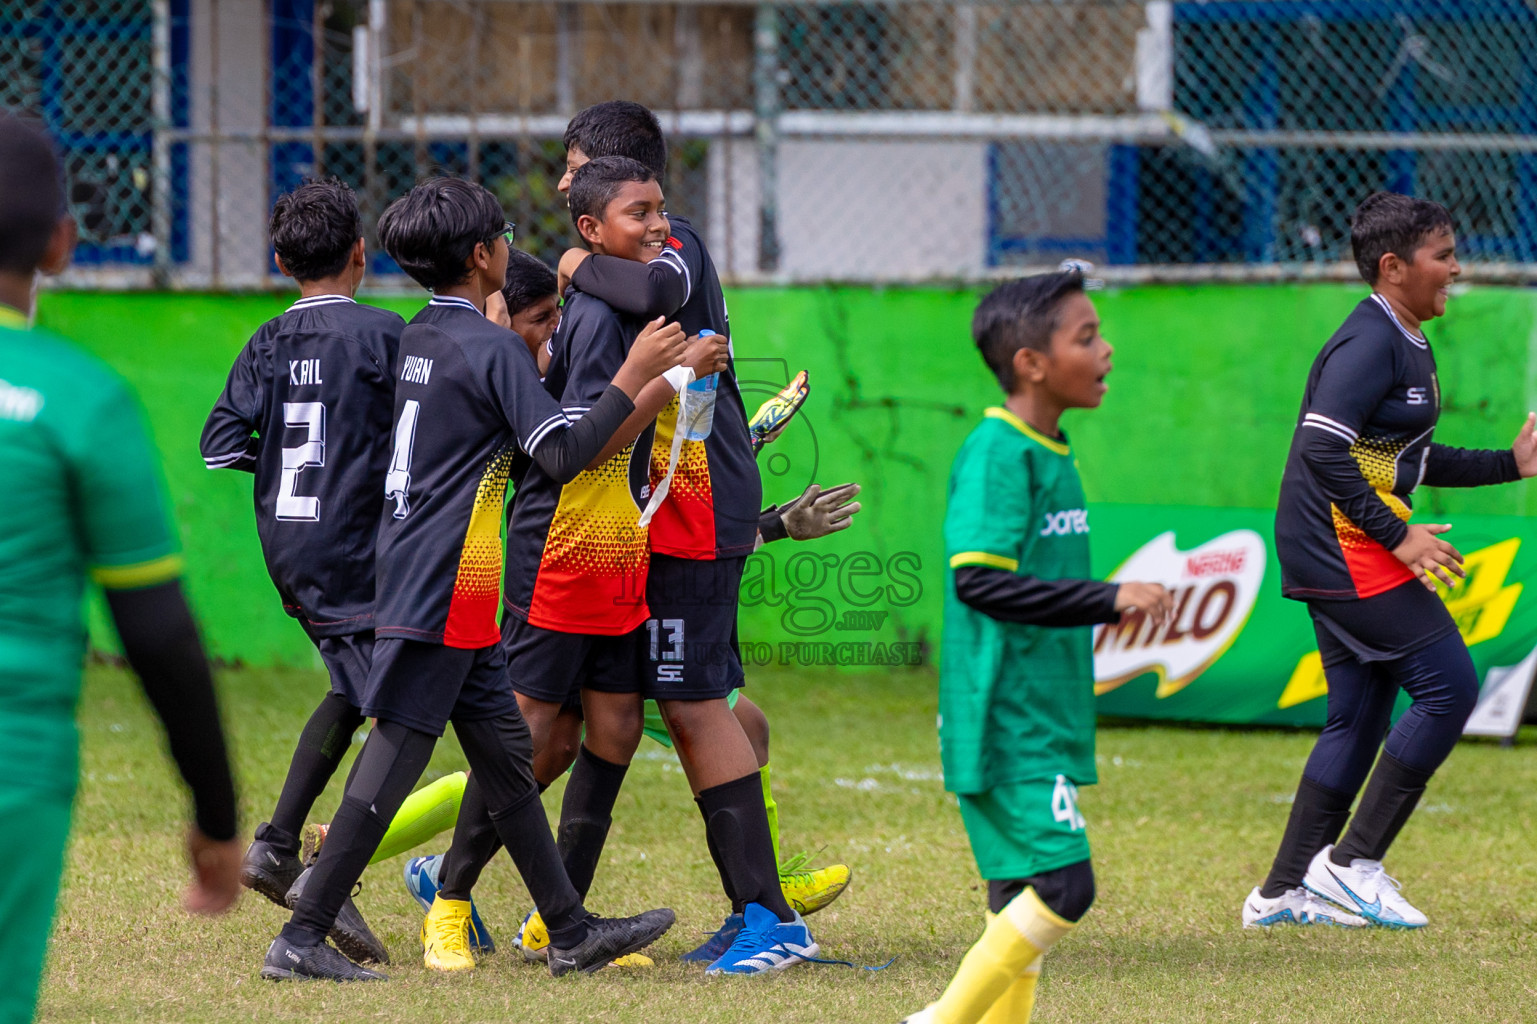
left=902, top=271, right=1172, bottom=1024
left=262, top=177, right=684, bottom=981
left=202, top=178, right=399, bottom=964
left=1244, top=192, right=1537, bottom=929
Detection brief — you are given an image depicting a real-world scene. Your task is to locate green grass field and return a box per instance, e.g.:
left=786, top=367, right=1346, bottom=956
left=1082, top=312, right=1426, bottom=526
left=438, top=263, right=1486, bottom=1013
left=38, top=662, right=1537, bottom=1023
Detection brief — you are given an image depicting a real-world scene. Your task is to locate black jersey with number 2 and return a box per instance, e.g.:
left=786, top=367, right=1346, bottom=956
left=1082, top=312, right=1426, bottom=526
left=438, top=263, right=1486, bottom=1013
left=1275, top=294, right=1517, bottom=601
left=200, top=295, right=403, bottom=635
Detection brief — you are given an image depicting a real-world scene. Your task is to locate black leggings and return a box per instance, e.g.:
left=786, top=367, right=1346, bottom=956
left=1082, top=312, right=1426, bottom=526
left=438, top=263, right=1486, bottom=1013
left=988, top=859, right=1095, bottom=922
left=1304, top=629, right=1478, bottom=794
left=286, top=708, right=582, bottom=945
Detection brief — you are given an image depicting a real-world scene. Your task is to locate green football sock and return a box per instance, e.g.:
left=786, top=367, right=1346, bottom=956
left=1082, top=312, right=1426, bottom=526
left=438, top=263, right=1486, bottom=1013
left=368, top=770, right=467, bottom=865
left=760, top=763, right=781, bottom=871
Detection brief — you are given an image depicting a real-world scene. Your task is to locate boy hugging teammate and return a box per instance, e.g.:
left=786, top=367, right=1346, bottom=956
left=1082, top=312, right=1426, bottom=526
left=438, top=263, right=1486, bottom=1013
left=261, top=176, right=685, bottom=981
left=903, top=272, right=1172, bottom=1024
left=202, top=178, right=400, bottom=964
left=416, top=154, right=735, bottom=972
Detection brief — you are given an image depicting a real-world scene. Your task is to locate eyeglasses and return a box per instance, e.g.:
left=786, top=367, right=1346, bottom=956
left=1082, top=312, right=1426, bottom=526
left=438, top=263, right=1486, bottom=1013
left=486, top=221, right=515, bottom=248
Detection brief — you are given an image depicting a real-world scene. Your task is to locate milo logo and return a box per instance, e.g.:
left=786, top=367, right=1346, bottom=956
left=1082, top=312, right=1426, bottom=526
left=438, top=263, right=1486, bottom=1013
left=1093, top=529, right=1266, bottom=699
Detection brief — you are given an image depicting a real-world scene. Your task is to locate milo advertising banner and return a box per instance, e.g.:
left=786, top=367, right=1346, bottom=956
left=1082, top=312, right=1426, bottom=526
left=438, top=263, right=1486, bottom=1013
left=1090, top=505, right=1537, bottom=728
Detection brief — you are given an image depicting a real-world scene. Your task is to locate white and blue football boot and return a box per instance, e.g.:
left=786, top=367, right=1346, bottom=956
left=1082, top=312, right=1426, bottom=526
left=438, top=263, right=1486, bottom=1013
left=1303, top=845, right=1428, bottom=928
left=1242, top=885, right=1368, bottom=928
left=404, top=854, right=496, bottom=953
left=704, top=902, right=818, bottom=975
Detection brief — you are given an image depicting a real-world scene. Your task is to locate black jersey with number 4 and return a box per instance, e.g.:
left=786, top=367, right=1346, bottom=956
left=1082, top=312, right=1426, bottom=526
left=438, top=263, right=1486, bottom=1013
left=372, top=297, right=635, bottom=650
left=572, top=215, right=761, bottom=558
left=200, top=295, right=403, bottom=635
left=1275, top=294, right=1518, bottom=601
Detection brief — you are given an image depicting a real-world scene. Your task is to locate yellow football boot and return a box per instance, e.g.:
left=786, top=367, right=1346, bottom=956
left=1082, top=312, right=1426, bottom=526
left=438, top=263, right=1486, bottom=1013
left=421, top=896, right=477, bottom=972
left=779, top=853, right=852, bottom=916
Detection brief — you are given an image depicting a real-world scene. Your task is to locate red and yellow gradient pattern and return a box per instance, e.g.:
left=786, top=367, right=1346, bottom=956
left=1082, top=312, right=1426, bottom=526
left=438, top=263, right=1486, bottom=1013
left=647, top=394, right=717, bottom=558
left=1331, top=434, right=1416, bottom=598
left=527, top=441, right=650, bottom=634
left=443, top=446, right=517, bottom=648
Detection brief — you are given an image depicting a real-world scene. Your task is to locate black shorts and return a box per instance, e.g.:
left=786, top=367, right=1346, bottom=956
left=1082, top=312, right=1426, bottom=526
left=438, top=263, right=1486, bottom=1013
left=1309, top=579, right=1459, bottom=665
left=359, top=638, right=519, bottom=736
left=642, top=553, right=745, bottom=701
left=502, top=613, right=644, bottom=705
left=303, top=627, right=374, bottom=708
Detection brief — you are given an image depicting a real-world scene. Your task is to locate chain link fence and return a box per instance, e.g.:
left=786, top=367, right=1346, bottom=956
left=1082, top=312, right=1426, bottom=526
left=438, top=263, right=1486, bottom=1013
left=8, top=0, right=1537, bottom=288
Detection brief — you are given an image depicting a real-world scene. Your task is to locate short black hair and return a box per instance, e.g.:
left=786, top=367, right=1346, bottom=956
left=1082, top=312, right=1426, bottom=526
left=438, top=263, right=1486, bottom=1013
left=568, top=156, right=657, bottom=229
left=1351, top=191, right=1455, bottom=285
left=270, top=178, right=362, bottom=282
left=502, top=248, right=558, bottom=316
left=377, top=176, right=505, bottom=292
left=0, top=115, right=65, bottom=275
left=972, top=270, right=1086, bottom=392
left=563, top=101, right=667, bottom=178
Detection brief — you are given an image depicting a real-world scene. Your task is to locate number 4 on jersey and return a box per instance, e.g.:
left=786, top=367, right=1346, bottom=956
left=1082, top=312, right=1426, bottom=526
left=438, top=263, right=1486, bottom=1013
left=386, top=399, right=420, bottom=519
left=1051, top=774, right=1086, bottom=832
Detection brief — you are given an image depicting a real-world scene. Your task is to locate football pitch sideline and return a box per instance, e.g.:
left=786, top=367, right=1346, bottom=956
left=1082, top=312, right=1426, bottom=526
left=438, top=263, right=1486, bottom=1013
left=39, top=663, right=1537, bottom=1024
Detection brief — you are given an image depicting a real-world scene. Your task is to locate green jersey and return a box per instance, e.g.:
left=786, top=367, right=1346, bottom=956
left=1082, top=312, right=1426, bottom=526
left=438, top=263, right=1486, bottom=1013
left=939, top=407, right=1098, bottom=795
left=0, top=307, right=182, bottom=789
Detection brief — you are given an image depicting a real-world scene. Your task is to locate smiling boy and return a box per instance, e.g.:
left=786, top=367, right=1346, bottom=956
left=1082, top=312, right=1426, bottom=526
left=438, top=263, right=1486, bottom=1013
left=1245, top=191, right=1537, bottom=930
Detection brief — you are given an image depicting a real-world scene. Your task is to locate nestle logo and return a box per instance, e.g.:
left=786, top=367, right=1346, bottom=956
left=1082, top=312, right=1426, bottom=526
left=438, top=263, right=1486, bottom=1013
left=1184, top=550, right=1246, bottom=578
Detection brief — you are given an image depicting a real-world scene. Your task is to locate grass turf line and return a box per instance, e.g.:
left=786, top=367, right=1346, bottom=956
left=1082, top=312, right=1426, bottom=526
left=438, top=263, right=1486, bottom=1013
left=38, top=663, right=1537, bottom=1023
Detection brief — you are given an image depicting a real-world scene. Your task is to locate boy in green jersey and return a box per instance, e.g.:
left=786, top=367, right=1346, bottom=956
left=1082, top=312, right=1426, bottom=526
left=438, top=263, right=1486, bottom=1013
left=0, top=115, right=241, bottom=1024
left=902, top=270, right=1173, bottom=1024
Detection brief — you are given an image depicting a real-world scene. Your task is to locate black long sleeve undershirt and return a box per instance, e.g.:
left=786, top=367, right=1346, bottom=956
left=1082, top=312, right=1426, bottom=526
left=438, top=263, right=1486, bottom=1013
left=528, top=385, right=636, bottom=484
left=103, top=580, right=238, bottom=841
left=1422, top=443, right=1520, bottom=488
left=954, top=565, right=1121, bottom=628
left=570, top=253, right=688, bottom=320
left=758, top=504, right=788, bottom=544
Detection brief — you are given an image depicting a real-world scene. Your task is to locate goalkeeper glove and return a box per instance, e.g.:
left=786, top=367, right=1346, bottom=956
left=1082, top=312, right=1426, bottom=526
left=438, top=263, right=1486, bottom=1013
left=749, top=370, right=810, bottom=453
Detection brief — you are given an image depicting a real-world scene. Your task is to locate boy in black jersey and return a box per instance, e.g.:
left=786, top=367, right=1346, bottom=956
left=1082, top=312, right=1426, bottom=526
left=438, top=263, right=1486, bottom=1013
left=555, top=102, right=847, bottom=966
left=261, top=176, right=685, bottom=981
left=416, top=157, right=735, bottom=972
left=1244, top=192, right=1537, bottom=930
left=202, top=178, right=398, bottom=965
left=488, top=247, right=561, bottom=373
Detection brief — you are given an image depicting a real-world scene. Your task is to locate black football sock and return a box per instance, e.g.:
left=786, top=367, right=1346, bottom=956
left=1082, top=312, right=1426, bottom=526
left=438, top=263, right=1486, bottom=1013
left=283, top=720, right=436, bottom=946
left=491, top=792, right=589, bottom=947
left=455, top=713, right=590, bottom=948
left=1259, top=775, right=1354, bottom=899
left=437, top=774, right=503, bottom=902
left=260, top=692, right=364, bottom=855
left=696, top=796, right=743, bottom=914
left=698, top=773, right=793, bottom=922
left=557, top=746, right=628, bottom=902
left=1333, top=752, right=1434, bottom=864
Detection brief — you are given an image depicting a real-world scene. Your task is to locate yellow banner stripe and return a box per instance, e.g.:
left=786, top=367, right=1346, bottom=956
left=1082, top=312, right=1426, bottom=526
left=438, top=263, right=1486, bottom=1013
left=949, top=551, right=1020, bottom=572
left=91, top=554, right=184, bottom=590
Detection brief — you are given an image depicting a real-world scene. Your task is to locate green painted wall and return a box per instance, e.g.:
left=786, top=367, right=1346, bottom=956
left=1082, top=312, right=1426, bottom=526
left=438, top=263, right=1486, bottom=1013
left=34, top=283, right=1537, bottom=667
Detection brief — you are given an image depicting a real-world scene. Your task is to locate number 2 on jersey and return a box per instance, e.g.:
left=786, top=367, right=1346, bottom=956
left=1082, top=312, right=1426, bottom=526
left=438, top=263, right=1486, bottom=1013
left=386, top=399, right=420, bottom=519
left=277, top=402, right=325, bottom=522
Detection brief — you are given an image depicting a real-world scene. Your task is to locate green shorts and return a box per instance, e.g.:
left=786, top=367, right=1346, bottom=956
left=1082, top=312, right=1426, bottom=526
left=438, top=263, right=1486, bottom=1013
left=957, top=775, right=1091, bottom=880
left=642, top=688, right=741, bottom=748
left=0, top=786, right=74, bottom=1024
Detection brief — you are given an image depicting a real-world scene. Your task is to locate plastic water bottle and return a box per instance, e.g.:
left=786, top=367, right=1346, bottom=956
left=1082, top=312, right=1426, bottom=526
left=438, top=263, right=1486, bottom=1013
left=681, top=329, right=719, bottom=441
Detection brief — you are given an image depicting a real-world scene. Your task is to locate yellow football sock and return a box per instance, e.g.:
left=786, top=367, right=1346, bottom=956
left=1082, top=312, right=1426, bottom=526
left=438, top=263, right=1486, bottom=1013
left=931, top=890, right=1073, bottom=1024
left=369, top=771, right=467, bottom=864
left=977, top=953, right=1041, bottom=1024
left=760, top=763, right=781, bottom=870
